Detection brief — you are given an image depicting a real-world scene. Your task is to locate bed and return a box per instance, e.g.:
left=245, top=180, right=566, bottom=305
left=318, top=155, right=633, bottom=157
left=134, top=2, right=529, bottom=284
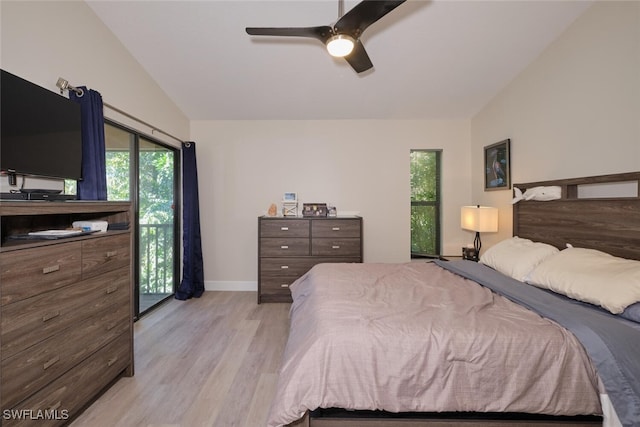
left=267, top=172, right=640, bottom=427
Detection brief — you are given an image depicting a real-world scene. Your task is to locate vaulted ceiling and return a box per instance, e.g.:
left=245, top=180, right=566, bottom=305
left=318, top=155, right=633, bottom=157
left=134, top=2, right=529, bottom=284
left=87, top=0, right=592, bottom=121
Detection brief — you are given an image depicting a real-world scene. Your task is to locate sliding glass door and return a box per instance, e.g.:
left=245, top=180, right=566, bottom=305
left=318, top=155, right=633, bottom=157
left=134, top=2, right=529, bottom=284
left=137, top=138, right=177, bottom=313
left=105, top=122, right=180, bottom=317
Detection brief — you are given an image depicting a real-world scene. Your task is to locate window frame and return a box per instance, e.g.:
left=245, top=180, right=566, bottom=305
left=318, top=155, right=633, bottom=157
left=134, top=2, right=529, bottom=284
left=410, top=149, right=442, bottom=258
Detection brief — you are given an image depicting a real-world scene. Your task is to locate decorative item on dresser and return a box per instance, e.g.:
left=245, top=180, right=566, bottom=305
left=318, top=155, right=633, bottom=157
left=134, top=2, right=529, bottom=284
left=257, top=216, right=362, bottom=303
left=282, top=192, right=298, bottom=217
left=302, top=203, right=328, bottom=217
left=0, top=201, right=134, bottom=426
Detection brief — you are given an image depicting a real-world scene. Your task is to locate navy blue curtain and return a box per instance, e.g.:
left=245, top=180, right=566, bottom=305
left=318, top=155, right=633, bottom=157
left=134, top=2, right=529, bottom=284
left=176, top=141, right=204, bottom=300
left=69, top=87, right=107, bottom=200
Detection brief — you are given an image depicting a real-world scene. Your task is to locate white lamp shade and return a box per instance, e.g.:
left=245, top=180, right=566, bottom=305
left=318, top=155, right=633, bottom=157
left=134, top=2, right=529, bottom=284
left=461, top=206, right=498, bottom=232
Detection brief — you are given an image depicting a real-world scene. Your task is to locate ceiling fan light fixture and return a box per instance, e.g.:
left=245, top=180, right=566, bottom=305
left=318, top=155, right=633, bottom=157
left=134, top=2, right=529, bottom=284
left=326, top=34, right=355, bottom=57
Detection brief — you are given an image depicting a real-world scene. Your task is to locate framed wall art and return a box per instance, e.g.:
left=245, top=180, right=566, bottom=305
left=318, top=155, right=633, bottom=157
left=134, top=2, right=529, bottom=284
left=484, top=139, right=511, bottom=191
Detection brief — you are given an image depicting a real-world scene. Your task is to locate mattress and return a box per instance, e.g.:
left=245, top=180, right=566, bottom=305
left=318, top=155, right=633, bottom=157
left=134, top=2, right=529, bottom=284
left=267, top=262, right=602, bottom=427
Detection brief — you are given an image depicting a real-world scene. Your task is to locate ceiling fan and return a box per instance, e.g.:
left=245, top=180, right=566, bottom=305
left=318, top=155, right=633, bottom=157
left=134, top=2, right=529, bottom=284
left=246, top=0, right=407, bottom=73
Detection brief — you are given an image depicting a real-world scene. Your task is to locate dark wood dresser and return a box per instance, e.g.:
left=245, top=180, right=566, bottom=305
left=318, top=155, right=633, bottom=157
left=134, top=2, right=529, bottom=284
left=258, top=216, right=363, bottom=303
left=0, top=201, right=133, bottom=426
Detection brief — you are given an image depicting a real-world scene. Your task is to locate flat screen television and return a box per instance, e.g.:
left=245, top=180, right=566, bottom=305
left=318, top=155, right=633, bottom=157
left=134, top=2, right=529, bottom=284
left=1, top=69, right=83, bottom=182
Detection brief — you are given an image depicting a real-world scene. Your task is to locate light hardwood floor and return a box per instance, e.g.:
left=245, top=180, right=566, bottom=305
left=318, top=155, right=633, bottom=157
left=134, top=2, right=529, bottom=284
left=70, top=292, right=291, bottom=427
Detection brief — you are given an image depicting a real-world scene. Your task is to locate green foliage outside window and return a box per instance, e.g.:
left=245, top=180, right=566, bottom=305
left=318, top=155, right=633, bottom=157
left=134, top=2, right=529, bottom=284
left=138, top=149, right=174, bottom=224
left=104, top=138, right=176, bottom=297
left=410, top=150, right=441, bottom=256
left=138, top=149, right=175, bottom=295
left=106, top=151, right=130, bottom=201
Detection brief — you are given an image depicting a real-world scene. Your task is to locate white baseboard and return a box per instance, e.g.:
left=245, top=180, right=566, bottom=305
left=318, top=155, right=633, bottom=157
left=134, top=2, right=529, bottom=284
left=204, top=281, right=257, bottom=292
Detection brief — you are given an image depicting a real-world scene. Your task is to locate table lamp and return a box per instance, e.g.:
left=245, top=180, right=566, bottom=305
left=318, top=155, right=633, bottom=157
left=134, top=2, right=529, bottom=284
left=461, top=205, right=498, bottom=258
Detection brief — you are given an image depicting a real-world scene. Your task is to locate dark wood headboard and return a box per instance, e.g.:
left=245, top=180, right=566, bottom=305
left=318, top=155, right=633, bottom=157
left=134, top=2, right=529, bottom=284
left=513, top=172, right=640, bottom=261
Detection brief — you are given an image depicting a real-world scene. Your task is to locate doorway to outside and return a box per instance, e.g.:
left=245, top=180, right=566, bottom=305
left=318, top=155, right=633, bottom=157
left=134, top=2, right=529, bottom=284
left=105, top=121, right=180, bottom=317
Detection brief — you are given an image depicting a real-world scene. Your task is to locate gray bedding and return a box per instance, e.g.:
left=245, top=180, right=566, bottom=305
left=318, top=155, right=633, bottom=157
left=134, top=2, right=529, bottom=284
left=437, top=259, right=640, bottom=427
left=267, top=262, right=602, bottom=427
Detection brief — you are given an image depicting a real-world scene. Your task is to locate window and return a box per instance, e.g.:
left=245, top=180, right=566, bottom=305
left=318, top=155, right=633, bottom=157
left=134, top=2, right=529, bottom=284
left=410, top=149, right=441, bottom=257
left=105, top=124, right=133, bottom=201
left=104, top=121, right=180, bottom=317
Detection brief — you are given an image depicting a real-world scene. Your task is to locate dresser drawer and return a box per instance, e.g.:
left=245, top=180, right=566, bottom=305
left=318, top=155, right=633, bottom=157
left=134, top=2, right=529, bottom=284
left=260, top=257, right=362, bottom=301
left=259, top=277, right=295, bottom=303
left=260, top=257, right=319, bottom=277
left=260, top=238, right=309, bottom=257
left=4, top=332, right=131, bottom=427
left=311, top=219, right=361, bottom=238
left=260, top=257, right=361, bottom=280
left=82, top=233, right=130, bottom=279
left=260, top=277, right=296, bottom=295
left=260, top=219, right=309, bottom=238
left=1, top=267, right=130, bottom=361
left=312, top=238, right=361, bottom=257
left=0, top=243, right=82, bottom=306
left=1, top=302, right=130, bottom=408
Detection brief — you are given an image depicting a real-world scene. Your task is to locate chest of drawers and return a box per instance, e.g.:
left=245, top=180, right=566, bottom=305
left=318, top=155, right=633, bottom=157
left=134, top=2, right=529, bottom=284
left=258, top=216, right=362, bottom=303
left=0, top=201, right=133, bottom=426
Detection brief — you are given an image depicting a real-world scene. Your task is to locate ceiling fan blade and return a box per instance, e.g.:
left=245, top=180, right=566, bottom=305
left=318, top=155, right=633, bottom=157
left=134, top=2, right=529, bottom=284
left=246, top=26, right=333, bottom=43
left=344, top=40, right=373, bottom=73
left=335, top=0, right=406, bottom=37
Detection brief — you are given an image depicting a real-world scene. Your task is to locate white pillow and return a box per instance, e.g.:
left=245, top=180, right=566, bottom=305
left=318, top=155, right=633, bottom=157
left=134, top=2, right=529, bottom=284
left=526, top=247, right=640, bottom=314
left=479, top=236, right=559, bottom=282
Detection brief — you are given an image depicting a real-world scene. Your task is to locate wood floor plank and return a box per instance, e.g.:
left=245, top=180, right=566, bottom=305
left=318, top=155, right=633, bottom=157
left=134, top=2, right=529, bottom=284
left=244, top=373, right=280, bottom=427
left=70, top=292, right=290, bottom=427
left=181, top=319, right=261, bottom=426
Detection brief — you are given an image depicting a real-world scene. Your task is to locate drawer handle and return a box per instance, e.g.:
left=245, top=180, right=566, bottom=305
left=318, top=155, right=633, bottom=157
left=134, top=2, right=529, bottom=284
left=280, top=227, right=289, bottom=231
left=107, top=356, right=119, bottom=367
left=42, top=264, right=60, bottom=274
left=280, top=265, right=289, bottom=269
left=332, top=227, right=341, bottom=231
left=280, top=245, right=289, bottom=249
left=106, top=250, right=118, bottom=258
left=48, top=401, right=62, bottom=411
left=332, top=245, right=341, bottom=249
left=43, top=356, right=60, bottom=370
left=106, top=285, right=118, bottom=294
left=42, top=311, right=61, bottom=322
left=280, top=284, right=289, bottom=288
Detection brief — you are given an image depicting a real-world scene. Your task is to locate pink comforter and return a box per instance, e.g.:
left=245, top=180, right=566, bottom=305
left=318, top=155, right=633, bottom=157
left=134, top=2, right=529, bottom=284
left=267, top=262, right=602, bottom=427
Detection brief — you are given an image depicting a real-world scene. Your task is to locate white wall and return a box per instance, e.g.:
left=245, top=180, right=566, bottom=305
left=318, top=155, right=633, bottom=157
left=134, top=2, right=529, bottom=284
left=0, top=1, right=473, bottom=292
left=191, top=120, right=472, bottom=288
left=470, top=1, right=640, bottom=247
left=10, top=2, right=634, bottom=290
left=0, top=1, right=188, bottom=151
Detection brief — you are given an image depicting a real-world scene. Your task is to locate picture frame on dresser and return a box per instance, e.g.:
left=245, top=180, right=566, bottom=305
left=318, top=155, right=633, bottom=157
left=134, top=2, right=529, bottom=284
left=302, top=203, right=328, bottom=217
left=283, top=192, right=297, bottom=202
